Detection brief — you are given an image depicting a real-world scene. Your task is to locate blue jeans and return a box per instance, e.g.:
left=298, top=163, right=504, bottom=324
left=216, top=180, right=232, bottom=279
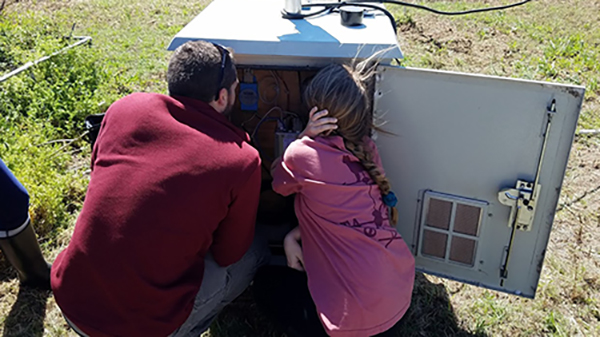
left=0, top=158, right=30, bottom=237
left=65, top=236, right=270, bottom=337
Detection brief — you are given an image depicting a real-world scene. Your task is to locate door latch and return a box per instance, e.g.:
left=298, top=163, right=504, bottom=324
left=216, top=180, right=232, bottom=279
left=498, top=180, right=540, bottom=231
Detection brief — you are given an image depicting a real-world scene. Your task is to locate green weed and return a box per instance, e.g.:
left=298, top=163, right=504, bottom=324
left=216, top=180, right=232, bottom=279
left=1, top=50, right=105, bottom=135
left=0, top=13, right=65, bottom=72
left=0, top=119, right=89, bottom=245
left=536, top=34, right=599, bottom=85
left=545, top=310, right=567, bottom=336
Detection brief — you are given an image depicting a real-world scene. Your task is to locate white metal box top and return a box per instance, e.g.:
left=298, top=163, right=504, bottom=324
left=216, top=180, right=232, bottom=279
left=167, top=0, right=403, bottom=67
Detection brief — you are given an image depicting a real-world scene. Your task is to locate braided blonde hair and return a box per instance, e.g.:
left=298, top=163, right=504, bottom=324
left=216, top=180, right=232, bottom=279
left=303, top=61, right=398, bottom=226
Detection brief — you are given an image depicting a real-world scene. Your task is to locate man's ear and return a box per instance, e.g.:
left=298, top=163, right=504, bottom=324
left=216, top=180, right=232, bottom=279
left=217, top=87, right=228, bottom=105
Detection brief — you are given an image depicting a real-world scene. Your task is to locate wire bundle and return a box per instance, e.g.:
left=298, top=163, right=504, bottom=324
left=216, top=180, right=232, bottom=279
left=283, top=0, right=534, bottom=33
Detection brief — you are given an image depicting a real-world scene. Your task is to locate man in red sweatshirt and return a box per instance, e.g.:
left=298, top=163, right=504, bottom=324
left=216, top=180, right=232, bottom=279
left=51, top=40, right=269, bottom=337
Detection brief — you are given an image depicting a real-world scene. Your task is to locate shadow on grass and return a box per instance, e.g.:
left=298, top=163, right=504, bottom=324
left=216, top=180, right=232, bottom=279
left=2, top=286, right=50, bottom=337
left=0, top=260, right=15, bottom=284
left=210, top=272, right=487, bottom=337
left=396, top=272, right=486, bottom=337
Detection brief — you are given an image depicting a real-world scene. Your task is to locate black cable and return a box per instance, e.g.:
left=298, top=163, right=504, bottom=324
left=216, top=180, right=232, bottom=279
left=242, top=124, right=275, bottom=176
left=283, top=0, right=533, bottom=20
left=369, top=0, right=533, bottom=16
left=282, top=7, right=331, bottom=19
left=288, top=2, right=397, bottom=31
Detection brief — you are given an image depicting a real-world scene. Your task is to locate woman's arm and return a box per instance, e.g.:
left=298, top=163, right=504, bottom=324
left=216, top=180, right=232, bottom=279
left=270, top=106, right=337, bottom=172
left=284, top=226, right=304, bottom=271
left=270, top=106, right=338, bottom=196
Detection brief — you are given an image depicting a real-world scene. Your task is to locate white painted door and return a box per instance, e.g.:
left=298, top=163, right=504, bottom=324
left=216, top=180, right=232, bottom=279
left=374, top=66, right=584, bottom=298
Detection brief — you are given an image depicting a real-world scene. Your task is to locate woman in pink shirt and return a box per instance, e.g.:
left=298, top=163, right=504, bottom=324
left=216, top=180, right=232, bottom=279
left=253, top=61, right=415, bottom=337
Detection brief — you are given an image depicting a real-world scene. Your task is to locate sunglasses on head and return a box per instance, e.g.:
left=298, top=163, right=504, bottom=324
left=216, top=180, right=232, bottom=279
left=212, top=43, right=230, bottom=100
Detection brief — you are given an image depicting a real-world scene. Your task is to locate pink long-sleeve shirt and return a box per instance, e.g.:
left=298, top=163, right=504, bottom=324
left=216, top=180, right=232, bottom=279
left=272, top=135, right=415, bottom=337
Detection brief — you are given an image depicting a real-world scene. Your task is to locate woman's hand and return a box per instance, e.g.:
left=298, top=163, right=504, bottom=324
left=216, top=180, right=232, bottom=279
left=284, top=227, right=304, bottom=271
left=299, top=107, right=338, bottom=139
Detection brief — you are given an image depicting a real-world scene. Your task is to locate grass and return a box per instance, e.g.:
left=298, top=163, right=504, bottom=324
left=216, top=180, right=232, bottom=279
left=0, top=0, right=599, bottom=336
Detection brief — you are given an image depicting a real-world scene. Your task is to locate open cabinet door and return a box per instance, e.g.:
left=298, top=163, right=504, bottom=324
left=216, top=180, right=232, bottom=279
left=374, top=66, right=584, bottom=298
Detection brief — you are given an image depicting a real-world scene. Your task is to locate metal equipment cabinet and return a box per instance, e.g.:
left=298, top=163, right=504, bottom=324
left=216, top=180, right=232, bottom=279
left=169, top=0, right=585, bottom=298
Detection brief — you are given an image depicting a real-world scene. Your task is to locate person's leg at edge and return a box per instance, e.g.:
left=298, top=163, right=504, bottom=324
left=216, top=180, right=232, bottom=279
left=170, top=234, right=270, bottom=337
left=0, top=158, right=51, bottom=290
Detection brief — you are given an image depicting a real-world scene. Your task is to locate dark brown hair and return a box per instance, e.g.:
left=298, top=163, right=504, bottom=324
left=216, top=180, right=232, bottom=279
left=303, top=61, right=398, bottom=225
left=167, top=40, right=237, bottom=102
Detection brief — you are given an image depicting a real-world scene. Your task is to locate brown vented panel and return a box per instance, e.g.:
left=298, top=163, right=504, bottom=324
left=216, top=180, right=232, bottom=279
left=426, top=198, right=452, bottom=230
left=454, top=204, right=481, bottom=236
left=449, top=236, right=477, bottom=266
left=421, top=230, right=448, bottom=259
left=420, top=193, right=487, bottom=268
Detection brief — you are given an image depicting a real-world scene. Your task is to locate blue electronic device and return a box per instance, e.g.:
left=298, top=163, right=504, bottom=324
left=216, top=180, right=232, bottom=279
left=239, top=82, right=259, bottom=111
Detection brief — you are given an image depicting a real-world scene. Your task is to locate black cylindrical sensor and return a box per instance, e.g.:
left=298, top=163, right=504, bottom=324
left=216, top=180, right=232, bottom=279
left=340, top=6, right=364, bottom=27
